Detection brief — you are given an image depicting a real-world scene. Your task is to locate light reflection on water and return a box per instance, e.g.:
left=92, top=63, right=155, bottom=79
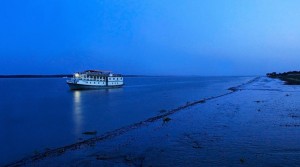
left=71, top=88, right=124, bottom=136
left=73, top=91, right=82, bottom=135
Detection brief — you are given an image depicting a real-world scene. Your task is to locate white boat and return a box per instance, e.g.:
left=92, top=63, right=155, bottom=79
left=67, top=70, right=124, bottom=90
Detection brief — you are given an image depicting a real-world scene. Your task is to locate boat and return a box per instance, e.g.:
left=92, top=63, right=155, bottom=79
left=66, top=70, right=124, bottom=90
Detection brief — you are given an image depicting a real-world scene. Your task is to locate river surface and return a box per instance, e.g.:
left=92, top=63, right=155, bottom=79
left=0, top=76, right=253, bottom=164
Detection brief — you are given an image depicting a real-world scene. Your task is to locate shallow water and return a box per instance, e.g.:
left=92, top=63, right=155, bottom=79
left=0, top=76, right=253, bottom=164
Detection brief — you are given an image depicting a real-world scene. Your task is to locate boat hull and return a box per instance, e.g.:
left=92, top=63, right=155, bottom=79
left=67, top=82, right=123, bottom=90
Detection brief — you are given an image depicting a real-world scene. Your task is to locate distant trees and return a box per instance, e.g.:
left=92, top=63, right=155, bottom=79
left=267, top=70, right=300, bottom=85
left=266, top=71, right=300, bottom=78
left=266, top=72, right=277, bottom=78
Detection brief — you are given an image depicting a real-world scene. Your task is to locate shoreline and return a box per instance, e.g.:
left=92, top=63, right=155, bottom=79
left=5, top=77, right=259, bottom=166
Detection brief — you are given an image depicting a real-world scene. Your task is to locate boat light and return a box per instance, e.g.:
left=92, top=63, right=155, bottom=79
left=74, top=73, right=80, bottom=78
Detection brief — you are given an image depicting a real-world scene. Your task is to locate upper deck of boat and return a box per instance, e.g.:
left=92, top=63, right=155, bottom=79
left=77, top=70, right=122, bottom=77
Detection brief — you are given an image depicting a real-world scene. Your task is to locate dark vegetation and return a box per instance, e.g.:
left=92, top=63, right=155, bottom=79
left=267, top=71, right=300, bottom=85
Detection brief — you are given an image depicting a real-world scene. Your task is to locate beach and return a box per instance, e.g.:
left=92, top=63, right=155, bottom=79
left=5, top=77, right=300, bottom=166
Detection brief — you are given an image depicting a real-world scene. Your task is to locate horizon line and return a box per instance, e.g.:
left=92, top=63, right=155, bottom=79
left=0, top=74, right=262, bottom=78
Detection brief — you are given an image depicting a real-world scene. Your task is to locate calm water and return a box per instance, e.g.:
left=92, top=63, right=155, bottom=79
left=0, top=76, right=253, bottom=164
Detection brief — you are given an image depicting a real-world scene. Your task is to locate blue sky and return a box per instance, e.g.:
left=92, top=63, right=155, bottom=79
left=0, top=0, right=300, bottom=75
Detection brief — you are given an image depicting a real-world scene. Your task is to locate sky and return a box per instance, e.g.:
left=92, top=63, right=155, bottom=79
left=0, top=0, right=300, bottom=76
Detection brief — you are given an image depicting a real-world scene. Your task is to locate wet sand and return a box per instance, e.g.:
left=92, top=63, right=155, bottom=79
left=6, top=77, right=300, bottom=167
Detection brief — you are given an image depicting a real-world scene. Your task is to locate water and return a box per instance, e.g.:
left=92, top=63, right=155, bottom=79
left=0, top=76, right=253, bottom=164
